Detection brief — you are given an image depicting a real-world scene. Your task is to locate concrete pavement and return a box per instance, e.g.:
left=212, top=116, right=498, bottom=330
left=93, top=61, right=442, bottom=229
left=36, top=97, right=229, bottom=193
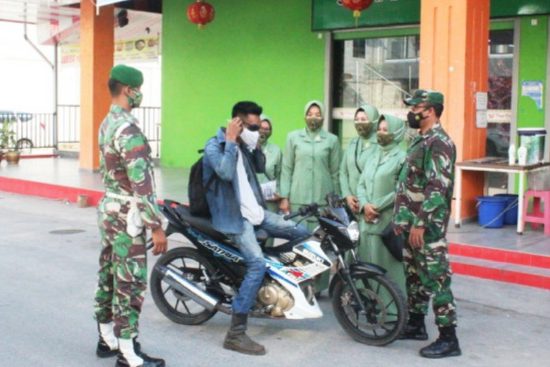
left=1, top=192, right=549, bottom=367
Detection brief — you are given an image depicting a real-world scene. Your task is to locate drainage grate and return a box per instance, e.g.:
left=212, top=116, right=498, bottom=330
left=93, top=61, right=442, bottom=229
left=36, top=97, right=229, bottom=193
left=49, top=229, right=86, bottom=235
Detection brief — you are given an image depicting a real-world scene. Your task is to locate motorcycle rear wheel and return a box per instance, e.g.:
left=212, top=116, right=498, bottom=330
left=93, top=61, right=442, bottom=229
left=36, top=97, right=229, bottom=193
left=332, top=273, right=407, bottom=346
left=150, top=247, right=219, bottom=325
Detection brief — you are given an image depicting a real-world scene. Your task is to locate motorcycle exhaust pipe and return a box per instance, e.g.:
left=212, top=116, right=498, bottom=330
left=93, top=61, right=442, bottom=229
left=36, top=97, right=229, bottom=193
left=156, top=265, right=222, bottom=312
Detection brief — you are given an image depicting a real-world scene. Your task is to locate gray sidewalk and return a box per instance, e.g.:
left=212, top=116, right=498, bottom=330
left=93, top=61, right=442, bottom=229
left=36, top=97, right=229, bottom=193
left=2, top=157, right=550, bottom=255
left=1, top=192, right=549, bottom=367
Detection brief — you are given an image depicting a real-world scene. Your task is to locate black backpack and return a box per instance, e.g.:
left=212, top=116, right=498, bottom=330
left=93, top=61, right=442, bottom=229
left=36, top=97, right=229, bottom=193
left=188, top=150, right=215, bottom=217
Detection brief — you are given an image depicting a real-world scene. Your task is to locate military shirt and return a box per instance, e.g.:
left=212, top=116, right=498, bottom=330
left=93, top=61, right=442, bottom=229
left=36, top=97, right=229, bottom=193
left=99, top=104, right=163, bottom=229
left=393, top=124, right=456, bottom=241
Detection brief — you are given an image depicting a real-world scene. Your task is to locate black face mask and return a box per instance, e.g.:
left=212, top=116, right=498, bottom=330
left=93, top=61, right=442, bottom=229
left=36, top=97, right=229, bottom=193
left=407, top=110, right=427, bottom=129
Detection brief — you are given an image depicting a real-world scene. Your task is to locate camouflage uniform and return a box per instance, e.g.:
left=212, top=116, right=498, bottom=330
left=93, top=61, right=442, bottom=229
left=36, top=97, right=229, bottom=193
left=393, top=124, right=457, bottom=327
left=94, top=104, right=163, bottom=339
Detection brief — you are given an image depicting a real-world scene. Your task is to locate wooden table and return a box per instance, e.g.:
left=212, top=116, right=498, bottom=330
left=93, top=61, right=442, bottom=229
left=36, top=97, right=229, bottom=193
left=455, top=158, right=550, bottom=234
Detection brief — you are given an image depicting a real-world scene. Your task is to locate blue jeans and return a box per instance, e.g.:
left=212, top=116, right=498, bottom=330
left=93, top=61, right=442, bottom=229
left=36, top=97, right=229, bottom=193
left=227, top=211, right=311, bottom=314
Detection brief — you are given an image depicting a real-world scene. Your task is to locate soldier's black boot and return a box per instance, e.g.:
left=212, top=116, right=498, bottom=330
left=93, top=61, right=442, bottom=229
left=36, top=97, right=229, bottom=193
left=399, top=313, right=428, bottom=340
left=116, top=338, right=165, bottom=367
left=96, top=323, right=119, bottom=358
left=223, top=313, right=266, bottom=356
left=420, top=326, right=462, bottom=359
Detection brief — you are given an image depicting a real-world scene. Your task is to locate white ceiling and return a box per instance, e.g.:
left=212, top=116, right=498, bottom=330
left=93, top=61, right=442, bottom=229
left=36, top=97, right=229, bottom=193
left=0, top=0, right=80, bottom=24
left=0, top=1, right=161, bottom=45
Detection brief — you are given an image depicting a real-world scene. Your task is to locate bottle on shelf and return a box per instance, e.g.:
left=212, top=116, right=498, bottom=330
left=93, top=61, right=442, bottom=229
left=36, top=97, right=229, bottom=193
left=508, top=144, right=516, bottom=165
left=518, top=145, right=528, bottom=166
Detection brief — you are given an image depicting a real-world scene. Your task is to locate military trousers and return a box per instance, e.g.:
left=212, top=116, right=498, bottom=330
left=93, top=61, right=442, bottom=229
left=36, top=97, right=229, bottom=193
left=94, top=198, right=147, bottom=339
left=403, top=233, right=457, bottom=327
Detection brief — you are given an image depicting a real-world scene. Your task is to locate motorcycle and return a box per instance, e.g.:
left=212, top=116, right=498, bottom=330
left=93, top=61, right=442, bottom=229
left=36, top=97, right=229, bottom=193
left=150, top=195, right=407, bottom=346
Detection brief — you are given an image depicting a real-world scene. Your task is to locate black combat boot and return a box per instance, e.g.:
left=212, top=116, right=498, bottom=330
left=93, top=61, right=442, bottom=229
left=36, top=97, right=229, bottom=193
left=419, top=325, right=462, bottom=358
left=223, top=313, right=266, bottom=356
left=116, top=338, right=165, bottom=367
left=97, top=337, right=118, bottom=358
left=399, top=313, right=428, bottom=340
left=96, top=323, right=119, bottom=358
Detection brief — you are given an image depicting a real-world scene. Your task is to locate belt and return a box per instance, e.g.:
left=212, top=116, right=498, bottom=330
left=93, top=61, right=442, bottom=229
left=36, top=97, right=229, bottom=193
left=105, top=191, right=139, bottom=204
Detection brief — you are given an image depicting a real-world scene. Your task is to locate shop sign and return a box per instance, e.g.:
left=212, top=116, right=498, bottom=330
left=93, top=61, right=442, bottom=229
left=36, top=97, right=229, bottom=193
left=60, top=36, right=160, bottom=64
left=312, top=0, right=550, bottom=31
left=521, top=81, right=544, bottom=110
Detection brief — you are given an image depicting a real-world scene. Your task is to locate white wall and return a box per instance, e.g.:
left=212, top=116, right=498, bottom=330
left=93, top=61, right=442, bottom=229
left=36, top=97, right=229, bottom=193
left=0, top=22, right=55, bottom=113
left=0, top=21, right=162, bottom=113
left=58, top=59, right=161, bottom=107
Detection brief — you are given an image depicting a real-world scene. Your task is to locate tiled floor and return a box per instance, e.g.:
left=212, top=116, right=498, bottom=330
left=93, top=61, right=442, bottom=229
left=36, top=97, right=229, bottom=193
left=2, top=157, right=550, bottom=256
left=0, top=156, right=189, bottom=203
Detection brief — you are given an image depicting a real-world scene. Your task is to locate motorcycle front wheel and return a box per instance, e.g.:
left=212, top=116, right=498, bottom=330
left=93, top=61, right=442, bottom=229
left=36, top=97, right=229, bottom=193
left=332, top=272, right=407, bottom=346
left=150, top=247, right=219, bottom=325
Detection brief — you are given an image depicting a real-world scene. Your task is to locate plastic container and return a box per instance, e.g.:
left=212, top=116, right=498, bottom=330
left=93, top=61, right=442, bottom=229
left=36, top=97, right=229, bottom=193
left=517, top=128, right=546, bottom=164
left=518, top=145, right=527, bottom=165
left=494, top=194, right=518, bottom=225
left=508, top=144, right=516, bottom=165
left=477, top=196, right=507, bottom=228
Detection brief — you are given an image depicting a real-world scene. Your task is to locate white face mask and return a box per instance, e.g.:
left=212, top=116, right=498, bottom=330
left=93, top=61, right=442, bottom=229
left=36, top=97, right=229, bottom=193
left=240, top=128, right=260, bottom=151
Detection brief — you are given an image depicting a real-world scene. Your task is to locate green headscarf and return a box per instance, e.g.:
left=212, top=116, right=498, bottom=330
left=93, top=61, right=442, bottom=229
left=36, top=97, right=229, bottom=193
left=304, top=100, right=324, bottom=116
left=304, top=100, right=324, bottom=132
left=376, top=114, right=406, bottom=150
left=354, top=103, right=380, bottom=139
left=259, top=114, right=273, bottom=145
left=355, top=103, right=380, bottom=122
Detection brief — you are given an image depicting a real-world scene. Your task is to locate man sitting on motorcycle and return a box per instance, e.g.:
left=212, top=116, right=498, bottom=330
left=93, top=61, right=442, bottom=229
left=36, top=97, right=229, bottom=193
left=202, top=101, right=311, bottom=356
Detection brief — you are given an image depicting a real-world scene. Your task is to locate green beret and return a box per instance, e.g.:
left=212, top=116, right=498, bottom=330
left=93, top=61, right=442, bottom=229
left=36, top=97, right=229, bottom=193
left=110, top=64, right=143, bottom=88
left=404, top=89, right=444, bottom=106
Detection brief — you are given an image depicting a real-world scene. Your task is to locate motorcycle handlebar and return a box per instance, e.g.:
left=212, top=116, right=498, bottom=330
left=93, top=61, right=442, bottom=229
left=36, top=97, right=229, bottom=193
left=283, top=211, right=301, bottom=221
left=283, top=203, right=319, bottom=221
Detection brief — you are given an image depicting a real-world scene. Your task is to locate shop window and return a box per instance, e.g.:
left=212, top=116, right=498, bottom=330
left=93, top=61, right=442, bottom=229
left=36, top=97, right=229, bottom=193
left=352, top=39, right=366, bottom=58
left=332, top=34, right=419, bottom=147
left=486, top=29, right=514, bottom=192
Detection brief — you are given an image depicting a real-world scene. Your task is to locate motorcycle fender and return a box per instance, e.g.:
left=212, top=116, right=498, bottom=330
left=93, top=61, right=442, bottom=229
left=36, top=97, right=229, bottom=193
left=329, top=261, right=386, bottom=298
left=349, top=261, right=386, bottom=277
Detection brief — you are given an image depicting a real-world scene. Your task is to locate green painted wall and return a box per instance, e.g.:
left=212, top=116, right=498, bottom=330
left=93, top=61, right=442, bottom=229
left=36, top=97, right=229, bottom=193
left=161, top=0, right=325, bottom=167
left=516, top=16, right=548, bottom=129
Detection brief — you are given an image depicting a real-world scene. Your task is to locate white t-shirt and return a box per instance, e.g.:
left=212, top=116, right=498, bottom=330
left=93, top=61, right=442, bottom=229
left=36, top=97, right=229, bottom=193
left=236, top=149, right=265, bottom=225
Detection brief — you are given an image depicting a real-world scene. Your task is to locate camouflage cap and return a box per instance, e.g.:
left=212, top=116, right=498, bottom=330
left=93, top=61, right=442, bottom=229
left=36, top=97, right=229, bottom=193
left=404, top=89, right=444, bottom=106
left=109, top=64, right=143, bottom=88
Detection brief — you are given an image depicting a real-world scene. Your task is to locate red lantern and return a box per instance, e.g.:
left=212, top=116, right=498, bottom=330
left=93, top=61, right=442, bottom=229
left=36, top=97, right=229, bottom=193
left=341, top=0, right=374, bottom=20
left=187, top=0, right=215, bottom=29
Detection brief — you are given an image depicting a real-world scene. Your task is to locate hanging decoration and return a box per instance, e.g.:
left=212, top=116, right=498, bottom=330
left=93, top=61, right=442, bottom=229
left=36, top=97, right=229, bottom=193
left=187, top=0, right=215, bottom=29
left=341, top=0, right=374, bottom=26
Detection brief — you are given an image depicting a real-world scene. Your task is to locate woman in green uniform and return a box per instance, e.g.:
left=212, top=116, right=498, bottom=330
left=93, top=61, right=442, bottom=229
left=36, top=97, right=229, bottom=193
left=339, top=104, right=380, bottom=213
left=356, top=114, right=407, bottom=295
left=279, top=101, right=341, bottom=220
left=279, top=101, right=341, bottom=292
left=256, top=115, right=283, bottom=213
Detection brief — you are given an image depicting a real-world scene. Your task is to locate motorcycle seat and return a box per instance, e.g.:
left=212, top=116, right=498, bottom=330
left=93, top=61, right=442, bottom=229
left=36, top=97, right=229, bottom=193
left=173, top=205, right=269, bottom=244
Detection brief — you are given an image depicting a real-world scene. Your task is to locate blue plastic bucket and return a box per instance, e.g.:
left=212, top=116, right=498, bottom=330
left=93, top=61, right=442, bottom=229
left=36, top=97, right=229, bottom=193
left=477, top=196, right=507, bottom=228
left=495, top=194, right=519, bottom=225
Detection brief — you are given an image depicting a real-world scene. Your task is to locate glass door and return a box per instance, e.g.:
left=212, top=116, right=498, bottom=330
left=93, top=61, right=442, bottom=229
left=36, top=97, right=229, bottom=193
left=331, top=33, right=419, bottom=148
left=486, top=28, right=515, bottom=193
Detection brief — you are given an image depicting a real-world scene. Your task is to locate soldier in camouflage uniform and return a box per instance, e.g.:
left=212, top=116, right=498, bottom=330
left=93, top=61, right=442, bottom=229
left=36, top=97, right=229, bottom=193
left=94, top=65, right=167, bottom=367
left=393, top=90, right=461, bottom=359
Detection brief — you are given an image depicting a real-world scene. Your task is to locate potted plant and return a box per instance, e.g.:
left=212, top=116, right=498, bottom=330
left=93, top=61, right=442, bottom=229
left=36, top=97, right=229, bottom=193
left=0, top=119, right=20, bottom=165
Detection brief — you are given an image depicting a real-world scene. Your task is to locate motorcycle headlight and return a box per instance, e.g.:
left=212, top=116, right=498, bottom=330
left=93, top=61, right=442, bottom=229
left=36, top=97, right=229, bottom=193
left=346, top=221, right=360, bottom=242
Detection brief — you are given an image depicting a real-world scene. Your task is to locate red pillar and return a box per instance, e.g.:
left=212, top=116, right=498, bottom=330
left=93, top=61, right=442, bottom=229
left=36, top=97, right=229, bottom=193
left=79, top=2, right=114, bottom=170
left=419, top=0, right=490, bottom=218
